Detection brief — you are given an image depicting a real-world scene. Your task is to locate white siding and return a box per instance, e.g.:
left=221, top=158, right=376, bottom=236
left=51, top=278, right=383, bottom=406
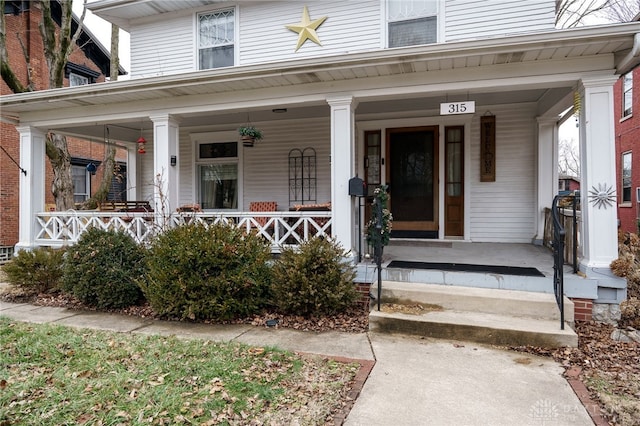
left=239, top=1, right=381, bottom=65
left=127, top=0, right=556, bottom=76
left=468, top=104, right=537, bottom=243
left=130, top=14, right=195, bottom=78
left=445, top=0, right=555, bottom=42
left=175, top=118, right=331, bottom=211
left=242, top=118, right=331, bottom=210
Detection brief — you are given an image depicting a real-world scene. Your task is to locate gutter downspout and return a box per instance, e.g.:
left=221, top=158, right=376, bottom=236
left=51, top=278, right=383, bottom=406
left=617, top=33, right=640, bottom=75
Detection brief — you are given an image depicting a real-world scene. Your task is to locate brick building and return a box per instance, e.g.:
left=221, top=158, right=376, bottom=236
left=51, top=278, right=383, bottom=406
left=614, top=64, right=640, bottom=234
left=1, top=0, right=126, bottom=261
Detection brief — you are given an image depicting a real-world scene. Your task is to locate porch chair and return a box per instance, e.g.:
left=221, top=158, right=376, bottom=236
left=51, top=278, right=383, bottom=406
left=248, top=201, right=278, bottom=230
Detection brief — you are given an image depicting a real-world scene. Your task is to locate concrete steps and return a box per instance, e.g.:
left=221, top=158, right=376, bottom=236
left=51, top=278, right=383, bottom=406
left=369, top=281, right=578, bottom=348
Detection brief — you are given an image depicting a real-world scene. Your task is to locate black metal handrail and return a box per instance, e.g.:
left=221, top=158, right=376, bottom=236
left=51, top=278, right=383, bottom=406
left=551, top=195, right=565, bottom=330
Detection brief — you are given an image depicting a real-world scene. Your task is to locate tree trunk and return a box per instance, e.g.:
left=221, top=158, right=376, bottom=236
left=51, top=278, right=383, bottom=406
left=82, top=143, right=115, bottom=210
left=110, top=23, right=119, bottom=81
left=46, top=133, right=75, bottom=211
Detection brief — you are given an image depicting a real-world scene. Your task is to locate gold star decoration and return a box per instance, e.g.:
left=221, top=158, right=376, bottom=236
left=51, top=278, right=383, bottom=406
left=285, top=6, right=328, bottom=52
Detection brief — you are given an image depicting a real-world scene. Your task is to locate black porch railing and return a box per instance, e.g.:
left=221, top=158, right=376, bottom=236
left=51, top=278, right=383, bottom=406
left=551, top=195, right=566, bottom=330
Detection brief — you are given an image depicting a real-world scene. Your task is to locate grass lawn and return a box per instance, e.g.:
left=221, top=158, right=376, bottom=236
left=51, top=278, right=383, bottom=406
left=0, top=317, right=360, bottom=425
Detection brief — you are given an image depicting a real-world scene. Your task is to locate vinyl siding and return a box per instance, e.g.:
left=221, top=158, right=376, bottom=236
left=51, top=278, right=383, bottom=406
left=128, top=0, right=556, bottom=77
left=468, top=104, right=537, bottom=242
left=239, top=1, right=381, bottom=65
left=242, top=118, right=331, bottom=209
left=446, top=0, right=555, bottom=42
left=130, top=14, right=195, bottom=78
left=176, top=118, right=331, bottom=211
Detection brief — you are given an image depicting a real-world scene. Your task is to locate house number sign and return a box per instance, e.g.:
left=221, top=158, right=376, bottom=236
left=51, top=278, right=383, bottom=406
left=440, top=101, right=475, bottom=115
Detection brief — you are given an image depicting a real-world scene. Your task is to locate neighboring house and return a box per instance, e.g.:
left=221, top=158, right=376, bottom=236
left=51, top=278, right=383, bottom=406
left=614, top=64, right=640, bottom=234
left=2, top=0, right=639, bottom=319
left=0, top=0, right=127, bottom=262
left=558, top=174, right=580, bottom=194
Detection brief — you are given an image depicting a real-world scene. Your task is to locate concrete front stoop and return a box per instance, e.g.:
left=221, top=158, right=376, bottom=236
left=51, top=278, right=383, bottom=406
left=369, top=281, right=578, bottom=348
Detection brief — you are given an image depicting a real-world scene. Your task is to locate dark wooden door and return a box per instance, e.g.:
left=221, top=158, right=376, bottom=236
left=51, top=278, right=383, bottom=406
left=386, top=127, right=439, bottom=234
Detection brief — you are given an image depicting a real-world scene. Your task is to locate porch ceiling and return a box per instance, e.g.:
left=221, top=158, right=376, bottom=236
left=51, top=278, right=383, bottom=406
left=2, top=23, right=639, bottom=139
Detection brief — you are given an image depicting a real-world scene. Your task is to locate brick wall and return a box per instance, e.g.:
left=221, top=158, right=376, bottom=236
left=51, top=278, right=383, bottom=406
left=354, top=282, right=372, bottom=311
left=571, top=298, right=593, bottom=322
left=1, top=3, right=122, bottom=248
left=614, top=66, right=640, bottom=234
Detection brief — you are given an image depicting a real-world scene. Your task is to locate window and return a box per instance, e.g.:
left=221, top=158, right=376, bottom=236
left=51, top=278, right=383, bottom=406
left=623, top=72, right=633, bottom=117
left=69, top=73, right=89, bottom=86
left=623, top=151, right=632, bottom=203
left=198, top=9, right=235, bottom=70
left=197, top=142, right=238, bottom=209
left=387, top=0, right=438, bottom=48
left=65, top=63, right=100, bottom=86
left=72, top=164, right=90, bottom=203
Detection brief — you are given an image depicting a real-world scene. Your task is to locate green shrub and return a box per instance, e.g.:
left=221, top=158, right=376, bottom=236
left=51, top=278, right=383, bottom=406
left=3, top=247, right=65, bottom=294
left=62, top=228, right=146, bottom=309
left=141, top=222, right=272, bottom=321
left=271, top=237, right=357, bottom=316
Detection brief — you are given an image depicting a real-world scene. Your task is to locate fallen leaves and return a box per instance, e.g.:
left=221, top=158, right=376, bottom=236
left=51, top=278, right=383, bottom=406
left=512, top=321, right=640, bottom=425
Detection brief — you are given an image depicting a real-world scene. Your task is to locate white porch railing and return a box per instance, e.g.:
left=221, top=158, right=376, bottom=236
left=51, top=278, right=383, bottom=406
left=34, top=210, right=332, bottom=251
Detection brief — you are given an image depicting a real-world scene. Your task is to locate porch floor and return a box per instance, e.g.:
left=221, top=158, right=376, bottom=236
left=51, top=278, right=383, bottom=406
left=376, top=240, right=558, bottom=277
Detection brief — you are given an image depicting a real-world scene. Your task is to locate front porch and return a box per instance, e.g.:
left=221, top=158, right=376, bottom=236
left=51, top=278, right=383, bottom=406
left=361, top=239, right=600, bottom=304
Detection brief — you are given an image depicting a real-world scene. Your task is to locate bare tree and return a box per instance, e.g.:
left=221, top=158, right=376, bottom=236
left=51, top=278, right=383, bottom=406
left=556, top=0, right=612, bottom=28
left=558, top=136, right=580, bottom=177
left=1, top=0, right=119, bottom=211
left=601, top=0, right=640, bottom=22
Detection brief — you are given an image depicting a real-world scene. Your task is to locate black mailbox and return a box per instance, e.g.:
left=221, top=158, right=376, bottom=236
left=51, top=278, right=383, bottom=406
left=348, top=176, right=366, bottom=197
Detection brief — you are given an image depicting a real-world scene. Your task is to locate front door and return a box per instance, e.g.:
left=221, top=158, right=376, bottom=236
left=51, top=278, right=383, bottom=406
left=386, top=127, right=438, bottom=238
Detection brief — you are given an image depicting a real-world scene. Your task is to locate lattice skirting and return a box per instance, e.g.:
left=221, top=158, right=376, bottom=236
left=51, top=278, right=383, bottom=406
left=0, top=246, right=14, bottom=264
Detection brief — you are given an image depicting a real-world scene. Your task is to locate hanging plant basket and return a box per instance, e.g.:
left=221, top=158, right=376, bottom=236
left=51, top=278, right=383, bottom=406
left=238, top=126, right=263, bottom=147
left=241, top=135, right=256, bottom=147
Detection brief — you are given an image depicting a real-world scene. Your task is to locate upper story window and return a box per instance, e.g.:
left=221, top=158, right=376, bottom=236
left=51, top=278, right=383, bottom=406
left=623, top=72, right=633, bottom=117
left=69, top=73, right=89, bottom=86
left=198, top=9, right=235, bottom=70
left=65, top=62, right=100, bottom=86
left=387, top=0, right=438, bottom=48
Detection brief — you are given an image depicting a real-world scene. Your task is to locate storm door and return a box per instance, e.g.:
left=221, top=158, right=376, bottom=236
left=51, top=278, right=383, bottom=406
left=386, top=127, right=439, bottom=238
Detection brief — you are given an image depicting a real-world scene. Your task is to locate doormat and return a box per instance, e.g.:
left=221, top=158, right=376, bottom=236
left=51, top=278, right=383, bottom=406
left=386, top=260, right=545, bottom=277
left=390, top=230, right=438, bottom=239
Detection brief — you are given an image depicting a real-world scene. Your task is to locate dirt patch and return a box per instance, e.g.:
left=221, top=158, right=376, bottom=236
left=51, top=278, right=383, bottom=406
left=0, top=287, right=370, bottom=333
left=379, top=302, right=443, bottom=315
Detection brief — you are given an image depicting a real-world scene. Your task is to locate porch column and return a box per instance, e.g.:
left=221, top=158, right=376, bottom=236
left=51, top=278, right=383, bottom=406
left=126, top=144, right=138, bottom=202
left=15, top=126, right=46, bottom=252
left=327, top=95, right=358, bottom=257
left=578, top=76, right=618, bottom=269
left=150, top=114, right=180, bottom=220
left=534, top=117, right=558, bottom=245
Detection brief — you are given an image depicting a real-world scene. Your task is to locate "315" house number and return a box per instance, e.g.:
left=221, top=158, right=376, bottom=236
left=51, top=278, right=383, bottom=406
left=440, top=101, right=476, bottom=115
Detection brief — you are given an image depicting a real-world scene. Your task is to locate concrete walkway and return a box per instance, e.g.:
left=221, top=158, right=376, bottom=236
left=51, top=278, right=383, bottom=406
left=0, top=301, right=593, bottom=425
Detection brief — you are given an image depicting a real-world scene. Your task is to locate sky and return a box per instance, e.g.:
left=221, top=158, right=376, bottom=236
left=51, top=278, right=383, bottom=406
left=72, top=0, right=131, bottom=75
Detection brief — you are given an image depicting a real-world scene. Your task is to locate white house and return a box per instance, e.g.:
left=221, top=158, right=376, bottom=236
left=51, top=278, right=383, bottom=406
left=2, top=0, right=639, bottom=319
